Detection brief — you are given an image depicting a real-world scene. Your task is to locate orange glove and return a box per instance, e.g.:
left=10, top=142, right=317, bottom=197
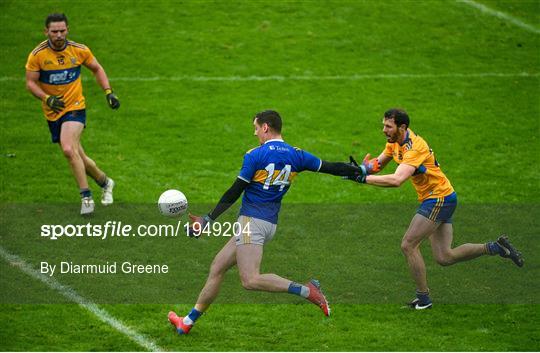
left=362, top=153, right=381, bottom=174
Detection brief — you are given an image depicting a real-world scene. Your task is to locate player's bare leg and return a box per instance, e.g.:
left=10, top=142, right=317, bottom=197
left=236, top=243, right=330, bottom=315
left=430, top=223, right=486, bottom=265
left=401, top=214, right=439, bottom=309
left=60, top=121, right=94, bottom=214
left=401, top=214, right=439, bottom=292
left=168, top=237, right=237, bottom=334
left=78, top=144, right=105, bottom=182
left=432, top=224, right=524, bottom=267
left=60, top=121, right=87, bottom=189
left=236, top=244, right=291, bottom=291
left=79, top=144, right=114, bottom=205
left=196, top=237, right=237, bottom=310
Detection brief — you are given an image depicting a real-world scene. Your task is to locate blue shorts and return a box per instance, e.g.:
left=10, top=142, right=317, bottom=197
left=47, top=109, right=86, bottom=143
left=417, top=192, right=457, bottom=223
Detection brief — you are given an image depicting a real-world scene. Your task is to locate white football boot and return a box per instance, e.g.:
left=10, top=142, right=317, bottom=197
left=81, top=196, right=95, bottom=215
left=101, top=178, right=115, bottom=206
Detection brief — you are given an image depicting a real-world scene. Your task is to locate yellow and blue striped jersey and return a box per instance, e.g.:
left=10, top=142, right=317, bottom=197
left=26, top=40, right=95, bottom=121
left=238, top=139, right=322, bottom=224
left=384, top=129, right=454, bottom=201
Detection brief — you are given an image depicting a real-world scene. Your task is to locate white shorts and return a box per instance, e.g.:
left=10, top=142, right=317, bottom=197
left=235, top=215, right=277, bottom=246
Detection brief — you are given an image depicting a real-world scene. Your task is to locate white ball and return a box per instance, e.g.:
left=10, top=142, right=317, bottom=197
left=158, top=189, right=188, bottom=217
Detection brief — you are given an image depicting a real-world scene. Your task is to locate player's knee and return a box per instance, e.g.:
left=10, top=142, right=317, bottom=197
left=435, top=259, right=453, bottom=266
left=435, top=253, right=454, bottom=266
left=61, top=143, right=78, bottom=159
left=209, top=260, right=227, bottom=277
left=400, top=240, right=414, bottom=255
left=240, top=274, right=258, bottom=290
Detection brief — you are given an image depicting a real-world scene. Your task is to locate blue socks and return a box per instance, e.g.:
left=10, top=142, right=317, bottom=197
left=183, top=308, right=202, bottom=325
left=416, top=290, right=432, bottom=305
left=288, top=282, right=310, bottom=298
left=80, top=188, right=92, bottom=198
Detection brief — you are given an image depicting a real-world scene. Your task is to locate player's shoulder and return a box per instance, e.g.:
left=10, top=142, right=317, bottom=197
left=385, top=141, right=399, bottom=155
left=67, top=40, right=88, bottom=49
left=291, top=146, right=313, bottom=157
left=245, top=140, right=301, bottom=156
left=406, top=129, right=429, bottom=152
left=67, top=40, right=90, bottom=51
left=245, top=145, right=262, bottom=155
left=272, top=141, right=303, bottom=156
left=30, top=40, right=49, bottom=56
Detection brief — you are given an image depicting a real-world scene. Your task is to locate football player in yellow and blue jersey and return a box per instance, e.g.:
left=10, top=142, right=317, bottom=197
left=168, top=110, right=366, bottom=335
left=25, top=13, right=120, bottom=215
left=351, top=108, right=523, bottom=309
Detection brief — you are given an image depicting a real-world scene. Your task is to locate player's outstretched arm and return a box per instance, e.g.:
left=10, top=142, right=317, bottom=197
left=188, top=178, right=249, bottom=236
left=319, top=160, right=367, bottom=182
left=365, top=163, right=415, bottom=187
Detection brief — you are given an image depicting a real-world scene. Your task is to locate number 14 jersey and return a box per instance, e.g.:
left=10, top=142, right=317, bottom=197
left=238, top=139, right=322, bottom=224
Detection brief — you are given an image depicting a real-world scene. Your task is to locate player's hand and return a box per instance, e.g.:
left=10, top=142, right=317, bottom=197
left=44, top=95, right=65, bottom=113
left=187, top=213, right=204, bottom=237
left=346, top=156, right=367, bottom=183
left=105, top=89, right=120, bottom=110
left=362, top=153, right=381, bottom=174
left=187, top=213, right=212, bottom=237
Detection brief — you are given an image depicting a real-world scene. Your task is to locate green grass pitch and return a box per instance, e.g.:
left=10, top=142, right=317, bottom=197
left=1, top=0, right=539, bottom=351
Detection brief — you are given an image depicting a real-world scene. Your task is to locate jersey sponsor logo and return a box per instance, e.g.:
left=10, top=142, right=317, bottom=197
left=268, top=145, right=289, bottom=152
left=39, top=66, right=81, bottom=85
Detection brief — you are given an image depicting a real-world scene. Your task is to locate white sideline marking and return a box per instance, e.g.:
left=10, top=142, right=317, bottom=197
left=0, top=72, right=538, bottom=82
left=0, top=246, right=163, bottom=352
left=456, top=0, right=540, bottom=34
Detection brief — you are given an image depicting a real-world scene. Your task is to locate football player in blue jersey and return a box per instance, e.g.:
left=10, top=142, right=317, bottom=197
left=168, top=110, right=367, bottom=334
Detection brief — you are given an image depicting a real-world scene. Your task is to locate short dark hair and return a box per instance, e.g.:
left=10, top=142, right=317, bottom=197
left=384, top=108, right=409, bottom=128
left=254, top=110, right=282, bottom=133
left=46, top=13, right=68, bottom=28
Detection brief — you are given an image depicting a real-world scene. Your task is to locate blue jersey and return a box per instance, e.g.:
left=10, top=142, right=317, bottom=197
left=238, top=139, right=322, bottom=224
